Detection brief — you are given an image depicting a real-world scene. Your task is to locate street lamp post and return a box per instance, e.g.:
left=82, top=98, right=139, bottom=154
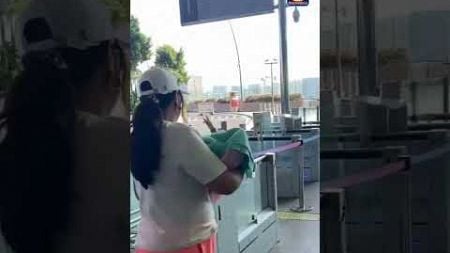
left=228, top=21, right=244, bottom=101
left=265, top=59, right=278, bottom=114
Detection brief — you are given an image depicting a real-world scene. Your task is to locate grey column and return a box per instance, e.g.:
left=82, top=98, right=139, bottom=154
left=278, top=0, right=290, bottom=114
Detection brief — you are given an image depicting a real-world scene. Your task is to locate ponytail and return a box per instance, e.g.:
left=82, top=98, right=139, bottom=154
left=131, top=97, right=163, bottom=189
left=131, top=91, right=180, bottom=189
left=0, top=50, right=75, bottom=253
left=0, top=42, right=111, bottom=253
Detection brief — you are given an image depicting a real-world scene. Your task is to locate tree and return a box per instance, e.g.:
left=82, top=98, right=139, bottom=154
left=101, top=0, right=130, bottom=24
left=155, top=45, right=190, bottom=85
left=130, top=15, right=151, bottom=73
left=130, top=89, right=139, bottom=112
left=0, top=0, right=24, bottom=92
left=130, top=15, right=151, bottom=111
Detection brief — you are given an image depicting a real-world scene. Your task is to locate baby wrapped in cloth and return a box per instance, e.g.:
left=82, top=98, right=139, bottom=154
left=202, top=128, right=255, bottom=202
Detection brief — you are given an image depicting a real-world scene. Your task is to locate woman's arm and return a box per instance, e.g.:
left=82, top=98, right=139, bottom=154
left=206, top=150, right=244, bottom=195
left=179, top=125, right=243, bottom=195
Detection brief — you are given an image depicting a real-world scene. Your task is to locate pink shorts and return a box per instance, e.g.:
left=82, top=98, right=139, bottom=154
left=135, top=234, right=216, bottom=253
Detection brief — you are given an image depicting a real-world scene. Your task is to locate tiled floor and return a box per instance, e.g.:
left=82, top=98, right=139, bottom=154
left=271, top=182, right=320, bottom=253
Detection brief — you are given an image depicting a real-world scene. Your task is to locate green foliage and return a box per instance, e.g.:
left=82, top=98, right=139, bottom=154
left=155, top=44, right=190, bottom=85
left=378, top=48, right=408, bottom=65
left=0, top=42, right=20, bottom=91
left=245, top=94, right=303, bottom=103
left=0, top=1, right=24, bottom=91
left=130, top=88, right=139, bottom=112
left=130, top=15, right=152, bottom=73
left=130, top=16, right=151, bottom=113
left=101, top=0, right=130, bottom=24
left=321, top=49, right=358, bottom=69
left=1, top=0, right=30, bottom=16
left=321, top=48, right=409, bottom=69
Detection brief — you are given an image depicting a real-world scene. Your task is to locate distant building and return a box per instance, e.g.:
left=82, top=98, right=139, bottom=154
left=289, top=80, right=303, bottom=94
left=246, top=83, right=263, bottom=96
left=376, top=16, right=409, bottom=50
left=262, top=85, right=271, bottom=94
left=273, top=83, right=281, bottom=95
left=302, top=78, right=320, bottom=99
left=262, top=84, right=279, bottom=95
left=322, top=1, right=450, bottom=63
left=187, top=76, right=204, bottom=101
left=376, top=11, right=450, bottom=62
left=408, top=11, right=450, bottom=62
left=230, top=86, right=241, bottom=93
left=212, top=85, right=228, bottom=98
left=321, top=0, right=358, bottom=50
left=203, top=91, right=215, bottom=99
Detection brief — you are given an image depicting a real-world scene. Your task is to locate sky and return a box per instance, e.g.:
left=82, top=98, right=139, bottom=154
left=131, top=0, right=320, bottom=91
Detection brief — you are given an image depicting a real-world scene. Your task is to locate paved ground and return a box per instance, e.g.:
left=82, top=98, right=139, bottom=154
left=271, top=182, right=320, bottom=253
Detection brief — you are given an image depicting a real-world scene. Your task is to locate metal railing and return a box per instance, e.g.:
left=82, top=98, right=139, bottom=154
left=320, top=148, right=412, bottom=253
left=249, top=136, right=315, bottom=212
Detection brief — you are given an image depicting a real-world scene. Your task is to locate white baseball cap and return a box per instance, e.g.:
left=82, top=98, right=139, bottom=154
left=138, top=67, right=189, bottom=98
left=17, top=0, right=128, bottom=52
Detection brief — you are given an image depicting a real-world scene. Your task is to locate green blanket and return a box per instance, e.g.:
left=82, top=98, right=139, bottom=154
left=202, top=128, right=256, bottom=178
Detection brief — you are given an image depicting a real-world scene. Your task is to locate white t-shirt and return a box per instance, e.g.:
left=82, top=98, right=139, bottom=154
left=135, top=121, right=227, bottom=251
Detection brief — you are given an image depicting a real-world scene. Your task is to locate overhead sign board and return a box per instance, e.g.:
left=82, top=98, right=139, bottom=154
left=179, top=0, right=274, bottom=26
left=288, top=0, right=309, bottom=7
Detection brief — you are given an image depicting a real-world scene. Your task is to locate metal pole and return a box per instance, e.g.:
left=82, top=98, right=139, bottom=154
left=228, top=22, right=244, bottom=101
left=357, top=0, right=377, bottom=96
left=271, top=63, right=275, bottom=113
left=278, top=0, right=290, bottom=114
left=356, top=0, right=377, bottom=147
left=443, top=76, right=449, bottom=114
left=334, top=0, right=343, bottom=97
left=401, top=156, right=412, bottom=253
left=317, top=104, right=320, bottom=122
left=266, top=59, right=278, bottom=114
left=291, top=135, right=313, bottom=213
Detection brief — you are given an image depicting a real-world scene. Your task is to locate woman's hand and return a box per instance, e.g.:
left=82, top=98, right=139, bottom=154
left=221, top=150, right=244, bottom=171
left=207, top=150, right=244, bottom=195
left=202, top=114, right=217, bottom=133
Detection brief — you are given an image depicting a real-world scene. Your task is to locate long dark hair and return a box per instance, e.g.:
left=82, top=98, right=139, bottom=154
left=131, top=83, right=183, bottom=189
left=0, top=18, right=111, bottom=253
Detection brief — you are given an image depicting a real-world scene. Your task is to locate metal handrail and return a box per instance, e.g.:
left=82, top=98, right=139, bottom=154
left=253, top=140, right=303, bottom=158
left=253, top=154, right=268, bottom=164
left=321, top=159, right=408, bottom=190
left=409, top=113, right=450, bottom=122
left=250, top=137, right=313, bottom=212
